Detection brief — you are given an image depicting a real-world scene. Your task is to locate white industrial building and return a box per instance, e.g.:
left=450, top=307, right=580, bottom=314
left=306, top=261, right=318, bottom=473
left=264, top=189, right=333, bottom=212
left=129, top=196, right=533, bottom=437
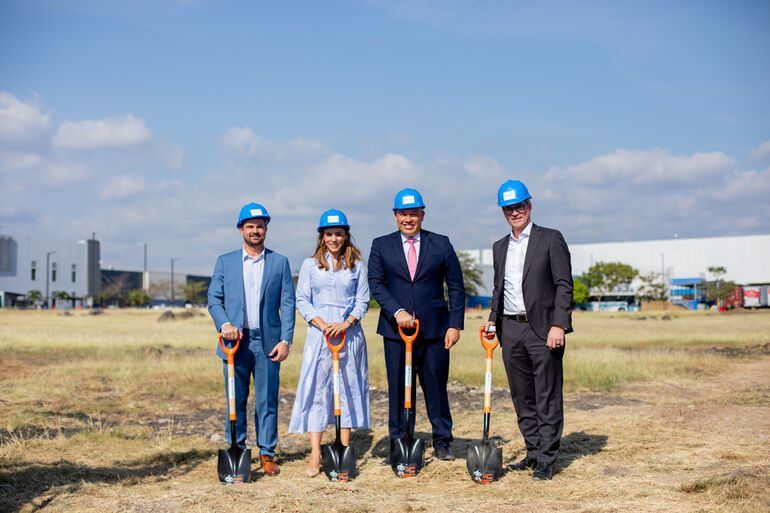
left=0, top=232, right=101, bottom=308
left=460, top=233, right=770, bottom=297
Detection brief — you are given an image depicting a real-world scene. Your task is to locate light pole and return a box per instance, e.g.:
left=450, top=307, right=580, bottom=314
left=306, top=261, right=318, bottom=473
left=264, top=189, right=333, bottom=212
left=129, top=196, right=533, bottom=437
left=138, top=242, right=148, bottom=290
left=45, top=250, right=56, bottom=309
left=170, top=257, right=180, bottom=307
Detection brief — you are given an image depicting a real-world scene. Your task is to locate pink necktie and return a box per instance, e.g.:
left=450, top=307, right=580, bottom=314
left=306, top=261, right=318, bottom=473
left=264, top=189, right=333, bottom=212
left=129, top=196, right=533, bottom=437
left=407, top=237, right=417, bottom=280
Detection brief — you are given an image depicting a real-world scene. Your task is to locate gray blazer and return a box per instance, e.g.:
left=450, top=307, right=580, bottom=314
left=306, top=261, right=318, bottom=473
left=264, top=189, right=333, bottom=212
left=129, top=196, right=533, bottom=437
left=488, top=224, right=574, bottom=340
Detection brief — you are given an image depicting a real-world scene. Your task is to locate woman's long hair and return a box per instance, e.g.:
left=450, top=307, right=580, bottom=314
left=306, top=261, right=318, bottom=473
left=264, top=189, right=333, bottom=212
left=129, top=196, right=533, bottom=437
left=313, top=228, right=361, bottom=271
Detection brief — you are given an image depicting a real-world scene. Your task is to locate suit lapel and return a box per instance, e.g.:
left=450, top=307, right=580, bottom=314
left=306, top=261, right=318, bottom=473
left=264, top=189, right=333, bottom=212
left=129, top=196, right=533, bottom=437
left=496, top=236, right=509, bottom=292
left=260, top=248, right=273, bottom=306
left=522, top=224, right=541, bottom=282
left=392, top=232, right=410, bottom=278
left=413, top=231, right=430, bottom=280
left=233, top=249, right=246, bottom=308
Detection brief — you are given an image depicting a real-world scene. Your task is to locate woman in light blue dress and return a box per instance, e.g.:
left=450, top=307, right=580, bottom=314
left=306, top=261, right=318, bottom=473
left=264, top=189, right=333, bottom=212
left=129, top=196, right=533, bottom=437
left=288, top=209, right=370, bottom=477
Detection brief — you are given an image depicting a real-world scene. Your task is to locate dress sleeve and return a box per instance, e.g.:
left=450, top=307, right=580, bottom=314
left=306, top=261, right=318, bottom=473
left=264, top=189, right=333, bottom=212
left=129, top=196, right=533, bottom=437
left=350, top=261, right=370, bottom=321
left=295, top=259, right=319, bottom=323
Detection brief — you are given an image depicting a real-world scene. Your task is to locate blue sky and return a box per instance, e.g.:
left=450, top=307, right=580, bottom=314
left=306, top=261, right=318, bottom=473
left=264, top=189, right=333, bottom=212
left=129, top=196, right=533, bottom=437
left=1, top=0, right=769, bottom=274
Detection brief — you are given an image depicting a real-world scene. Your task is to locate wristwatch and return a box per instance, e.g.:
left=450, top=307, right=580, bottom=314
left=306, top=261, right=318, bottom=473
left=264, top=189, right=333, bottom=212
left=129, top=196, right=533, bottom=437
left=346, top=316, right=358, bottom=326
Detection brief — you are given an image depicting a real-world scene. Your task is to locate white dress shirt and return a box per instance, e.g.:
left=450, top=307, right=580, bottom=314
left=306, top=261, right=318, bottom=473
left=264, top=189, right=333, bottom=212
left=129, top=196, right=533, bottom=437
left=242, top=247, right=265, bottom=330
left=400, top=231, right=421, bottom=265
left=503, top=222, right=532, bottom=315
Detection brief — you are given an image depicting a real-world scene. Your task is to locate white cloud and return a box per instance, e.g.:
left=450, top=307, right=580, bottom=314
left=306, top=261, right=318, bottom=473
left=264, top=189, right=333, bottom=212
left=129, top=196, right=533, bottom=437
left=100, top=174, right=146, bottom=199
left=43, top=162, right=89, bottom=185
left=533, top=148, right=770, bottom=243
left=221, top=127, right=328, bottom=161
left=0, top=150, right=44, bottom=171
left=0, top=92, right=50, bottom=146
left=750, top=140, right=770, bottom=161
left=545, top=148, right=734, bottom=188
left=53, top=114, right=152, bottom=150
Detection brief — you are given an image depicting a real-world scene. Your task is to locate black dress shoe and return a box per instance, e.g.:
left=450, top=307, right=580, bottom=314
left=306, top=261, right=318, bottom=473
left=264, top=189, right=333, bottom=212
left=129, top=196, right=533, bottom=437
left=434, top=446, right=455, bottom=461
left=532, top=462, right=553, bottom=480
left=507, top=457, right=537, bottom=471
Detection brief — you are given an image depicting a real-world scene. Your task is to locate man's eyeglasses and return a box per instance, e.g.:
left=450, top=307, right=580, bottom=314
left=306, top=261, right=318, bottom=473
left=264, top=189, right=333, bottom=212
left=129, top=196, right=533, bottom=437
left=503, top=203, right=529, bottom=215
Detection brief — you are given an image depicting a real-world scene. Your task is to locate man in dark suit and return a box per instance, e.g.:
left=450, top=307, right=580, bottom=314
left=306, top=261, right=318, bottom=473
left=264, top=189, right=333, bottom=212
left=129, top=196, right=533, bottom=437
left=368, top=188, right=465, bottom=461
left=485, top=180, right=573, bottom=480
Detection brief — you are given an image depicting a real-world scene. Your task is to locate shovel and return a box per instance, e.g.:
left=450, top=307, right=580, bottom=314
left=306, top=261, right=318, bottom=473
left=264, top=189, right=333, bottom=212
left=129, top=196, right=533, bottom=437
left=391, top=319, right=425, bottom=478
left=217, top=333, right=252, bottom=484
left=321, top=332, right=357, bottom=482
left=466, top=326, right=503, bottom=484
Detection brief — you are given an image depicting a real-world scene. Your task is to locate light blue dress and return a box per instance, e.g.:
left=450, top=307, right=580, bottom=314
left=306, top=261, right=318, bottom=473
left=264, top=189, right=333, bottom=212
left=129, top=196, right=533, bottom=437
left=288, top=255, right=371, bottom=433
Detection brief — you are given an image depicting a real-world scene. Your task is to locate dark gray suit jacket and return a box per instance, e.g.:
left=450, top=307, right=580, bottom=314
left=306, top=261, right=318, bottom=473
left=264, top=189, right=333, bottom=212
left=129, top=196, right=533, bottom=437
left=488, top=224, right=574, bottom=340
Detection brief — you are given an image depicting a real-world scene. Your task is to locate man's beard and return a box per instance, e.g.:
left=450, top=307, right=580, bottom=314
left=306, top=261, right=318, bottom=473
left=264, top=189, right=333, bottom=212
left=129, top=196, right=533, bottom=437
left=243, top=234, right=264, bottom=249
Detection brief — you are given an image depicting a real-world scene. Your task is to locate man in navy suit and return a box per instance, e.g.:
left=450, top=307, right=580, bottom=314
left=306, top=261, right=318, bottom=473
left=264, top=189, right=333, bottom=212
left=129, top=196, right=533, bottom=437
left=368, top=188, right=465, bottom=461
left=208, top=202, right=295, bottom=476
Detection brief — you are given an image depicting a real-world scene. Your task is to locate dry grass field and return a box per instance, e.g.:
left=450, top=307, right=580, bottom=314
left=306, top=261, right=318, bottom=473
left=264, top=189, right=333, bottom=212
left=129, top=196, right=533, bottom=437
left=1, top=308, right=768, bottom=512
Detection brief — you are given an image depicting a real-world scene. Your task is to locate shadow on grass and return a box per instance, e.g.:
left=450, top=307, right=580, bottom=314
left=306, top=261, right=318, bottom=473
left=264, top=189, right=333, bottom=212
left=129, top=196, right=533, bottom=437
left=279, top=429, right=375, bottom=465
left=556, top=431, right=608, bottom=472
left=371, top=433, right=513, bottom=464
left=0, top=448, right=216, bottom=513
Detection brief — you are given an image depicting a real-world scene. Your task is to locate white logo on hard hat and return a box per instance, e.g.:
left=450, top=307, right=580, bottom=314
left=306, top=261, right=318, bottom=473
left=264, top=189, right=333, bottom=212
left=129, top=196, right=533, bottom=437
left=402, top=195, right=415, bottom=205
left=250, top=209, right=263, bottom=216
left=327, top=215, right=339, bottom=223
left=502, top=190, right=516, bottom=201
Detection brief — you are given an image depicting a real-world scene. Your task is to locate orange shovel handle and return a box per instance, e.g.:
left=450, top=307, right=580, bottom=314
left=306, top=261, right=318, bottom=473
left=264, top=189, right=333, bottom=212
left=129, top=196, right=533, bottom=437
left=218, top=333, right=241, bottom=363
left=479, top=326, right=499, bottom=356
left=397, top=319, right=420, bottom=347
left=398, top=320, right=419, bottom=409
left=325, top=333, right=346, bottom=417
left=325, top=333, right=347, bottom=359
left=219, top=333, right=241, bottom=422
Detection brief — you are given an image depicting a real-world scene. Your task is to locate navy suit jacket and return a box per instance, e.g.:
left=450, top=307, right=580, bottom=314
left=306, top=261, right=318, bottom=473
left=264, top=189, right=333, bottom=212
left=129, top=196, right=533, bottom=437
left=368, top=230, right=465, bottom=340
left=207, top=247, right=296, bottom=358
left=488, top=224, right=574, bottom=341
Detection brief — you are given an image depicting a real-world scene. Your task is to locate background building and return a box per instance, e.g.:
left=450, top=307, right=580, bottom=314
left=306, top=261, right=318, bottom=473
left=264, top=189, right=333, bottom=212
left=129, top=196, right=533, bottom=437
left=0, top=232, right=101, bottom=308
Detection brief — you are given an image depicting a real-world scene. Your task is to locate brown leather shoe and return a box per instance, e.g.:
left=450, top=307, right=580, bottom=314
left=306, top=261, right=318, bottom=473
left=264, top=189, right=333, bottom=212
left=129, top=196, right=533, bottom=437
left=259, top=455, right=280, bottom=476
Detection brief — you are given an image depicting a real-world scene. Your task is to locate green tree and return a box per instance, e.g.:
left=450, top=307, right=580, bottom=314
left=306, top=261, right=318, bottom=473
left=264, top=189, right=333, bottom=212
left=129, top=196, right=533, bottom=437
left=573, top=277, right=590, bottom=305
left=637, top=271, right=667, bottom=301
left=27, top=289, right=42, bottom=305
left=127, top=289, right=150, bottom=307
left=457, top=251, right=484, bottom=297
left=583, top=261, right=638, bottom=301
left=183, top=280, right=207, bottom=305
left=702, top=266, right=736, bottom=303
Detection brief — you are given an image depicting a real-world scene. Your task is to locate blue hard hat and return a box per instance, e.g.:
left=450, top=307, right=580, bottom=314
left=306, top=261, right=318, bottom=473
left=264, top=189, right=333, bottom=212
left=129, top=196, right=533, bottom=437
left=497, top=180, right=532, bottom=207
left=236, top=202, right=271, bottom=228
left=317, top=209, right=350, bottom=232
left=393, top=188, right=425, bottom=210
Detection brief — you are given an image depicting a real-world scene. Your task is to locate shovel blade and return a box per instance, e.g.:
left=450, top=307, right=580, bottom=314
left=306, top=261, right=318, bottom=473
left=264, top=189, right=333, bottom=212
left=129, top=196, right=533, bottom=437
left=218, top=446, right=252, bottom=484
left=390, top=436, right=425, bottom=478
left=466, top=441, right=503, bottom=484
left=321, top=442, right=356, bottom=482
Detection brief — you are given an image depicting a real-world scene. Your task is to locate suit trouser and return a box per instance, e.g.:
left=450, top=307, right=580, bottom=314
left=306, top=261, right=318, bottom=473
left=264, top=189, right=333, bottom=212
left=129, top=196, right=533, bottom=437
left=500, top=317, right=564, bottom=465
left=222, top=328, right=280, bottom=456
left=384, top=335, right=453, bottom=449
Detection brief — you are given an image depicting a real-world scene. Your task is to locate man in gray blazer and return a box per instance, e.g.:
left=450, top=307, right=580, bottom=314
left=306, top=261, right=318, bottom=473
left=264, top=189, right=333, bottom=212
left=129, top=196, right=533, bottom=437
left=485, top=180, right=573, bottom=481
left=208, top=202, right=295, bottom=477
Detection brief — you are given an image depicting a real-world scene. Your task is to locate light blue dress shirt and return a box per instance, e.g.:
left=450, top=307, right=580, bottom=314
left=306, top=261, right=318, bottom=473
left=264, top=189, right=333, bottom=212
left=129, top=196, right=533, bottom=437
left=242, top=247, right=265, bottom=330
